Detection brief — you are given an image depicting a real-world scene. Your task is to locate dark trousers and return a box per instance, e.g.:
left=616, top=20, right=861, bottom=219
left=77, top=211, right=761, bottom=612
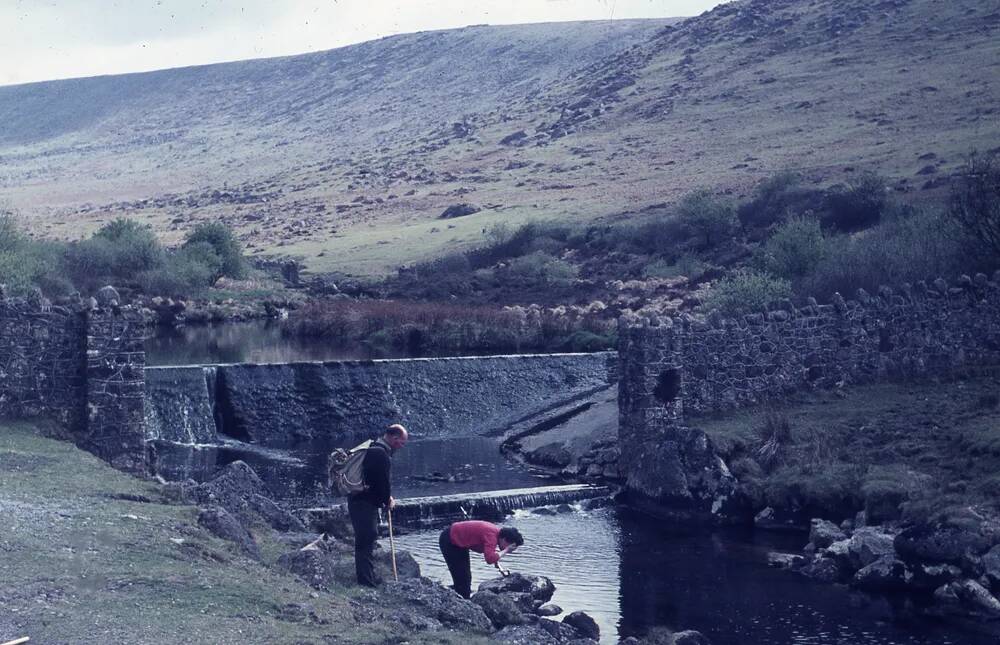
left=439, top=527, right=472, bottom=598
left=348, top=496, right=380, bottom=586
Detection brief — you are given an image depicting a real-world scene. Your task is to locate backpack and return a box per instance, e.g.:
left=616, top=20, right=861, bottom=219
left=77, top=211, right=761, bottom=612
left=327, top=439, right=373, bottom=496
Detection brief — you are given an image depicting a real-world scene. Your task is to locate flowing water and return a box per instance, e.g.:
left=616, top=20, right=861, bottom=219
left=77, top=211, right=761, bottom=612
left=394, top=506, right=996, bottom=645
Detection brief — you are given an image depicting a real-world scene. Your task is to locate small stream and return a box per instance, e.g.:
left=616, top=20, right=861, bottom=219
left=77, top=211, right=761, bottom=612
left=396, top=506, right=994, bottom=645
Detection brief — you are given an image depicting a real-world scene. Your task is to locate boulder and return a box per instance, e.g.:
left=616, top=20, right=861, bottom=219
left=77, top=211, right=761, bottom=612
left=799, top=555, right=843, bottom=583
left=672, top=631, right=712, bottom=645
left=895, top=521, right=999, bottom=567
left=439, top=203, right=481, bottom=219
left=809, top=518, right=847, bottom=549
left=538, top=617, right=585, bottom=641
left=479, top=573, right=556, bottom=603
left=982, top=545, right=1000, bottom=590
left=472, top=590, right=526, bottom=628
left=852, top=555, right=912, bottom=591
left=197, top=506, right=259, bottom=558
left=189, top=461, right=303, bottom=532
left=526, top=443, right=573, bottom=469
left=910, top=562, right=963, bottom=592
left=493, top=624, right=558, bottom=644
left=562, top=611, right=599, bottom=641
left=536, top=603, right=562, bottom=616
left=846, top=527, right=896, bottom=568
left=934, top=579, right=1000, bottom=618
left=767, top=552, right=805, bottom=569
left=277, top=540, right=342, bottom=590
left=379, top=577, right=493, bottom=634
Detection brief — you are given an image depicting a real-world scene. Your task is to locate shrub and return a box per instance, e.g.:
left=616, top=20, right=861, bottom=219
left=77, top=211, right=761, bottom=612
left=800, top=209, right=970, bottom=299
left=505, top=251, right=577, bottom=286
left=754, top=410, right=793, bottom=472
left=822, top=172, right=888, bottom=232
left=703, top=269, right=791, bottom=316
left=0, top=214, right=69, bottom=295
left=758, top=216, right=825, bottom=279
left=65, top=218, right=164, bottom=291
left=138, top=241, right=224, bottom=296
left=738, top=172, right=823, bottom=229
left=947, top=151, right=1000, bottom=261
left=676, top=189, right=737, bottom=249
left=183, top=221, right=246, bottom=281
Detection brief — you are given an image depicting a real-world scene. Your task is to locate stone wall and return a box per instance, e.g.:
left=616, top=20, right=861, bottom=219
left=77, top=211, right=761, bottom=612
left=0, top=295, right=86, bottom=427
left=617, top=271, right=1000, bottom=514
left=146, top=352, right=618, bottom=447
left=0, top=291, right=148, bottom=474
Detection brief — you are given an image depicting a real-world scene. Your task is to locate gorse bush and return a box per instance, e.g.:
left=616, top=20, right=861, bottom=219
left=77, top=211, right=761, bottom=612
left=757, top=216, right=826, bottom=279
left=822, top=172, right=888, bottom=232
left=703, top=268, right=791, bottom=317
left=738, top=172, right=824, bottom=230
left=0, top=214, right=57, bottom=295
left=184, top=221, right=247, bottom=281
left=947, top=151, right=1000, bottom=261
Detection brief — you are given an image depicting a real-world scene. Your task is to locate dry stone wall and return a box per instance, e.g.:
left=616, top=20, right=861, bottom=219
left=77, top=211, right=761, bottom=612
left=617, top=271, right=1000, bottom=513
left=0, top=290, right=148, bottom=474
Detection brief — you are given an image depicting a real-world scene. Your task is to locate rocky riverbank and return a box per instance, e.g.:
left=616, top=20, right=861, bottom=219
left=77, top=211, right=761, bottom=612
left=0, top=420, right=706, bottom=645
left=767, top=510, right=1000, bottom=634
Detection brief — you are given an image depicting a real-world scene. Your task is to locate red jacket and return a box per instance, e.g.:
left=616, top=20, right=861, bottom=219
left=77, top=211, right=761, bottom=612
left=449, top=520, right=501, bottom=564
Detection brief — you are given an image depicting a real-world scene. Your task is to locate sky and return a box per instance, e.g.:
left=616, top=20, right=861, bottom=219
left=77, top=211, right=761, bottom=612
left=0, top=0, right=727, bottom=87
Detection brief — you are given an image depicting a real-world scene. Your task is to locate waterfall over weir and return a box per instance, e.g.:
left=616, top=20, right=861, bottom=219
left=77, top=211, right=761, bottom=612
left=300, top=484, right=611, bottom=530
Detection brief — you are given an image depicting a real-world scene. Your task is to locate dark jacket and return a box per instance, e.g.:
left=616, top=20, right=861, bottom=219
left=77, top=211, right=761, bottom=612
left=354, top=439, right=392, bottom=507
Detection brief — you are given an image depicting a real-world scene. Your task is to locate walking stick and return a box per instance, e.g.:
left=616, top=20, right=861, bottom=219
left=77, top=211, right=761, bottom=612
left=387, top=507, right=399, bottom=582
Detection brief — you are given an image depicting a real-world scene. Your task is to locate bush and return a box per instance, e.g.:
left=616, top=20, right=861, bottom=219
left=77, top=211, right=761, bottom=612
left=800, top=209, right=971, bottom=299
left=138, top=241, right=224, bottom=296
left=0, top=214, right=69, bottom=295
left=183, top=221, right=246, bottom=281
left=757, top=216, right=825, bottom=279
left=65, top=218, right=164, bottom=291
left=738, top=172, right=824, bottom=229
left=505, top=251, right=577, bottom=287
left=676, top=189, right=737, bottom=249
left=703, top=269, right=791, bottom=316
left=822, top=172, right=888, bottom=232
left=947, top=151, right=1000, bottom=261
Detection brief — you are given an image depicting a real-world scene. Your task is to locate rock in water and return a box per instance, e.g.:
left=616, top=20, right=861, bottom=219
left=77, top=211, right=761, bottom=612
left=562, top=611, right=600, bottom=641
left=809, top=518, right=847, bottom=549
left=536, top=602, right=562, bottom=616
left=478, top=573, right=556, bottom=603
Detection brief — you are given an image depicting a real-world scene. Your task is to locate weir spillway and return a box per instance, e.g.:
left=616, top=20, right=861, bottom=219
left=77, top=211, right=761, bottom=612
left=300, top=483, right=611, bottom=530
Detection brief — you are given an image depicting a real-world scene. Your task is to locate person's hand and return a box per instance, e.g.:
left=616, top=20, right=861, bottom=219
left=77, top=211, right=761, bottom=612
left=388, top=496, right=396, bottom=510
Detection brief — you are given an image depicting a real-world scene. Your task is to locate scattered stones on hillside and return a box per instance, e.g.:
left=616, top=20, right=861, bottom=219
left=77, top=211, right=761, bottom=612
left=439, top=203, right=481, bottom=219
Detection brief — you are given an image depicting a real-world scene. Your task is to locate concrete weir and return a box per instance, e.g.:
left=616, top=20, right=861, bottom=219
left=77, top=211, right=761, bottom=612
left=145, top=352, right=617, bottom=447
left=300, top=484, right=611, bottom=529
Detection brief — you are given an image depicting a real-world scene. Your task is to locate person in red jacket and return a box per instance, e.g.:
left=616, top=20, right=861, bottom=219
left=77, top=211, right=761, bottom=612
left=438, top=520, right=524, bottom=598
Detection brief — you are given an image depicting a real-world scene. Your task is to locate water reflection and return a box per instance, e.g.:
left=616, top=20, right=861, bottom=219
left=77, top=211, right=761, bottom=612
left=394, top=507, right=995, bottom=645
left=145, top=320, right=390, bottom=365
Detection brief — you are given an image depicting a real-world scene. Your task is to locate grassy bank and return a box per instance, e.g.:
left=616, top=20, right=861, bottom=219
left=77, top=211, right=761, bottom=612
left=693, top=375, right=1000, bottom=525
left=0, top=421, right=490, bottom=645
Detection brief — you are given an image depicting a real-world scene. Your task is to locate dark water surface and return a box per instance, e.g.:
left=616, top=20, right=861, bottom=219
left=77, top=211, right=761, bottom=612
left=153, top=435, right=546, bottom=504
left=395, top=507, right=994, bottom=645
left=145, top=320, right=392, bottom=365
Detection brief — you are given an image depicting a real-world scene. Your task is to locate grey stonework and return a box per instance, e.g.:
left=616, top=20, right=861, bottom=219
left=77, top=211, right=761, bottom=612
left=0, top=292, right=148, bottom=474
left=617, top=272, right=1000, bottom=514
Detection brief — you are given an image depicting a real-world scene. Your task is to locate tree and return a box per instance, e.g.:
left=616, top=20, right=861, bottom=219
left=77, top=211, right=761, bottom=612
left=948, top=151, right=1000, bottom=261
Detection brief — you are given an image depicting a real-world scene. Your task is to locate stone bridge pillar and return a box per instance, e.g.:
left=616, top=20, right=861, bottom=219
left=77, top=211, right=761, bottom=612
left=617, top=315, right=735, bottom=518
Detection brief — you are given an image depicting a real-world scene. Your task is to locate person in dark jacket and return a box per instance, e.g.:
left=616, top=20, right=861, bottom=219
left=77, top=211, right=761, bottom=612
left=439, top=520, right=523, bottom=598
left=347, top=423, right=408, bottom=587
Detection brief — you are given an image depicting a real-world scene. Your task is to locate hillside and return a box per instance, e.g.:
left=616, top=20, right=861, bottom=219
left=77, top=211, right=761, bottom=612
left=1, top=0, right=998, bottom=277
